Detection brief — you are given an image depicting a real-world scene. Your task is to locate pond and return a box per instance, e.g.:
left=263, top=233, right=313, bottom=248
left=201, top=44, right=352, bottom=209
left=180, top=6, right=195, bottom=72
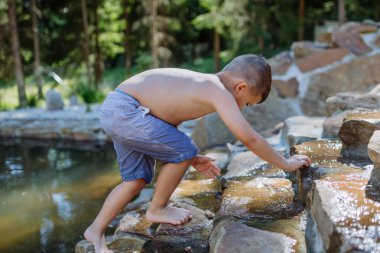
left=0, top=143, right=121, bottom=253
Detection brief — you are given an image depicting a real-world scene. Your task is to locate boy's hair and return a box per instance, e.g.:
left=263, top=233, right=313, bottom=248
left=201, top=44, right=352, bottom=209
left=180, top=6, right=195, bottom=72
left=221, top=54, right=272, bottom=104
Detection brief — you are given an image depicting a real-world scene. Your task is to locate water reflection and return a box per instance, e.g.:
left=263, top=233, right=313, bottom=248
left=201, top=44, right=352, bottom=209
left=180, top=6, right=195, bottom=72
left=0, top=144, right=120, bottom=253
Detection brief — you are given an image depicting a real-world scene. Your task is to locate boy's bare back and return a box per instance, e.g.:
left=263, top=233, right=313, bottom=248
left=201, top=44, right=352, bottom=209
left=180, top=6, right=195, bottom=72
left=118, top=68, right=228, bottom=126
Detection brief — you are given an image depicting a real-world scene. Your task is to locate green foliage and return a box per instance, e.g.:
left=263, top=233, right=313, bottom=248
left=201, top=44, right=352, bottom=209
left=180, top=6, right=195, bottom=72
left=26, top=94, right=39, bottom=107
left=76, top=83, right=105, bottom=105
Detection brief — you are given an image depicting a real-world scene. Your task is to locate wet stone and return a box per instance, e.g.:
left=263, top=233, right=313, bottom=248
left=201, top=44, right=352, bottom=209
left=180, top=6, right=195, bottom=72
left=150, top=203, right=213, bottom=253
left=339, top=109, right=380, bottom=159
left=116, top=203, right=156, bottom=238
left=217, top=178, right=295, bottom=220
left=223, top=151, right=285, bottom=180
left=170, top=179, right=221, bottom=212
left=244, top=211, right=308, bottom=253
left=281, top=116, right=325, bottom=151
left=368, top=131, right=380, bottom=190
left=309, top=170, right=380, bottom=252
left=209, top=220, right=297, bottom=253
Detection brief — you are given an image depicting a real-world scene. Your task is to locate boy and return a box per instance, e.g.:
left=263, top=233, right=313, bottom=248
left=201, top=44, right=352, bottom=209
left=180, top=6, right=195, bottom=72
left=84, top=54, right=311, bottom=253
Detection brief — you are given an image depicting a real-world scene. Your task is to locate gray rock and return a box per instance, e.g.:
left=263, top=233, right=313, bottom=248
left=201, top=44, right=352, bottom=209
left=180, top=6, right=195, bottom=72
left=209, top=220, right=297, bottom=253
left=301, top=54, right=380, bottom=116
left=268, top=51, right=293, bottom=75
left=368, top=130, right=380, bottom=189
left=339, top=109, right=380, bottom=159
left=308, top=169, right=380, bottom=252
left=272, top=78, right=299, bottom=98
left=281, top=116, right=325, bottom=151
left=46, top=89, right=64, bottom=110
left=216, top=178, right=295, bottom=219
left=291, top=41, right=326, bottom=60
left=192, top=88, right=299, bottom=150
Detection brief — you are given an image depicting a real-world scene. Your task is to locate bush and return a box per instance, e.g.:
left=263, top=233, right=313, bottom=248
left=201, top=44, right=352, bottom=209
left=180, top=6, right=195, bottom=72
left=76, top=83, right=105, bottom=111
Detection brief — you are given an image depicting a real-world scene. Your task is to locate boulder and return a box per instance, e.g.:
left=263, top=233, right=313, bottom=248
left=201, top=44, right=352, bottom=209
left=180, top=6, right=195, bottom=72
left=223, top=151, right=285, bottom=180
left=216, top=178, right=295, bottom=219
left=170, top=179, right=221, bottom=212
left=332, top=30, right=372, bottom=55
left=148, top=203, right=213, bottom=253
left=301, top=54, right=380, bottom=116
left=272, top=78, right=299, bottom=97
left=291, top=41, right=325, bottom=60
left=325, top=89, right=380, bottom=116
left=296, top=48, right=351, bottom=73
left=281, top=116, right=325, bottom=150
left=46, top=89, right=64, bottom=110
left=322, top=110, right=351, bottom=139
left=308, top=170, right=380, bottom=252
left=368, top=131, right=380, bottom=189
left=339, top=109, right=380, bottom=158
left=315, top=32, right=333, bottom=47
left=209, top=220, right=297, bottom=253
left=192, top=88, right=299, bottom=150
left=267, top=51, right=293, bottom=75
left=339, top=21, right=378, bottom=34
left=376, top=34, right=380, bottom=47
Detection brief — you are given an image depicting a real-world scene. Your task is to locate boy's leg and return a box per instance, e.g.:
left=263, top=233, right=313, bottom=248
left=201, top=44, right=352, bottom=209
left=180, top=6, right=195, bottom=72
left=84, top=178, right=146, bottom=253
left=146, top=158, right=193, bottom=225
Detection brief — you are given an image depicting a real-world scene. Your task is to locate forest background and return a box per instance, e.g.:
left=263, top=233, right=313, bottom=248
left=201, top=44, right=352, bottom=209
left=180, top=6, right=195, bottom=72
left=0, top=0, right=379, bottom=110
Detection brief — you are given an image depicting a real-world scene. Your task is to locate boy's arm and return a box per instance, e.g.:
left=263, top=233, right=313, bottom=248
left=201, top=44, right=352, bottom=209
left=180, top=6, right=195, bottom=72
left=212, top=92, right=311, bottom=171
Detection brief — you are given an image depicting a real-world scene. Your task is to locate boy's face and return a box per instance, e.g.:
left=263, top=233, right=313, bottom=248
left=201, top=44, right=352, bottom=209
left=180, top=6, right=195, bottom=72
left=233, top=82, right=262, bottom=109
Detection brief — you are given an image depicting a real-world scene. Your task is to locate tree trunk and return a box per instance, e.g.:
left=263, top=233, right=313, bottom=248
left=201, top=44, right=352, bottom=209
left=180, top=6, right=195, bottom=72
left=31, top=0, right=43, bottom=99
left=93, top=0, right=102, bottom=87
left=151, top=0, right=159, bottom=68
left=81, top=0, right=91, bottom=85
left=338, top=0, right=346, bottom=25
left=213, top=29, right=221, bottom=72
left=298, top=0, right=305, bottom=41
left=8, top=0, right=27, bottom=107
left=124, top=0, right=132, bottom=75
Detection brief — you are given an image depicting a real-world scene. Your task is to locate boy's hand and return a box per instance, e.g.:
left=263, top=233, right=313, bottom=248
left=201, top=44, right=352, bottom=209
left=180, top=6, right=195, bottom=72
left=191, top=155, right=221, bottom=179
left=284, top=155, right=312, bottom=172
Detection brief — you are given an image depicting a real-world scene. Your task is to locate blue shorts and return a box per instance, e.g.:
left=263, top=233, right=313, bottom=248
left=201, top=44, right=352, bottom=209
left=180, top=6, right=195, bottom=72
left=99, top=89, right=199, bottom=184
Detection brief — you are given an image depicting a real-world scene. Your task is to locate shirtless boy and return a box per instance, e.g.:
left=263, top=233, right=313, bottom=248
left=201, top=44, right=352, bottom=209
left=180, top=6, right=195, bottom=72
left=84, top=54, right=311, bottom=253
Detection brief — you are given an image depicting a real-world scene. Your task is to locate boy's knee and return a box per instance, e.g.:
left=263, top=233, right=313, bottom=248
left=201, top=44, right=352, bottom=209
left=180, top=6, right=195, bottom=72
left=121, top=178, right=146, bottom=193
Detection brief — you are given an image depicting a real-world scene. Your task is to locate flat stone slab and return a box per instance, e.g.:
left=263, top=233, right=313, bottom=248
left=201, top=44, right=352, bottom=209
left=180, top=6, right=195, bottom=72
left=0, top=105, right=109, bottom=144
left=309, top=170, right=380, bottom=252
left=217, top=178, right=295, bottom=219
left=339, top=109, right=380, bottom=158
left=170, top=179, right=221, bottom=212
left=209, top=220, right=297, bottom=253
left=281, top=116, right=325, bottom=150
left=224, top=151, right=285, bottom=180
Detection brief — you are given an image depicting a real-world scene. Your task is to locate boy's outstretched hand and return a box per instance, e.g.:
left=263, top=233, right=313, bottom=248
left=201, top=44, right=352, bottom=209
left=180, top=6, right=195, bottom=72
left=284, top=154, right=312, bottom=172
left=191, top=155, right=221, bottom=179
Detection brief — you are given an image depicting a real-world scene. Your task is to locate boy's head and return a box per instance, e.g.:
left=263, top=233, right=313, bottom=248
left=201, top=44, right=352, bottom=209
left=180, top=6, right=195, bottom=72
left=220, top=54, right=272, bottom=105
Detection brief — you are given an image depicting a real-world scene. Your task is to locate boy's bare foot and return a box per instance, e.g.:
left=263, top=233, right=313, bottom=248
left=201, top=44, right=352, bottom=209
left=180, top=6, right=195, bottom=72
left=84, top=225, right=113, bottom=253
left=146, top=205, right=193, bottom=225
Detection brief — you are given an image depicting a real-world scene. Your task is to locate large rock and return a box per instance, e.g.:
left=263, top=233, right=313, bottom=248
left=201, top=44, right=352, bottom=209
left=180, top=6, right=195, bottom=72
left=296, top=48, right=350, bottom=73
left=339, top=21, right=378, bottom=34
left=148, top=203, right=213, bottom=253
left=368, top=131, right=380, bottom=190
left=272, top=78, right=299, bottom=98
left=192, top=88, right=299, bottom=150
left=339, top=109, right=380, bottom=158
left=217, top=178, right=295, bottom=219
left=268, top=51, right=293, bottom=75
left=332, top=30, right=372, bottom=55
left=308, top=170, right=380, bottom=252
left=46, top=89, right=64, bottom=110
left=301, top=54, right=380, bottom=116
left=325, top=88, right=380, bottom=116
left=209, top=220, right=297, bottom=253
left=291, top=41, right=325, bottom=60
left=281, top=116, right=325, bottom=151
left=170, top=179, right=221, bottom=212
left=224, top=151, right=285, bottom=180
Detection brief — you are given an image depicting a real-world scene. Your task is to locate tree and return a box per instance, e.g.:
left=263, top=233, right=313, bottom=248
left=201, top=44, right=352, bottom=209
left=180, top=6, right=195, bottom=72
left=338, top=0, right=346, bottom=25
left=93, top=0, right=102, bottom=87
left=81, top=0, right=91, bottom=85
left=8, top=0, right=27, bottom=107
left=31, top=0, right=43, bottom=99
left=298, top=0, right=305, bottom=41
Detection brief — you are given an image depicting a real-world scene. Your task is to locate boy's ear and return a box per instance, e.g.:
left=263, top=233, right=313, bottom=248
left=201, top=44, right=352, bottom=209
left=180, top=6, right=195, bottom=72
left=235, top=82, right=248, bottom=93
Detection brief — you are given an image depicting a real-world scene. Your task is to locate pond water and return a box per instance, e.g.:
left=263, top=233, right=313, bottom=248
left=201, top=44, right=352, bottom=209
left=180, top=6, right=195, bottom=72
left=0, top=143, right=121, bottom=253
